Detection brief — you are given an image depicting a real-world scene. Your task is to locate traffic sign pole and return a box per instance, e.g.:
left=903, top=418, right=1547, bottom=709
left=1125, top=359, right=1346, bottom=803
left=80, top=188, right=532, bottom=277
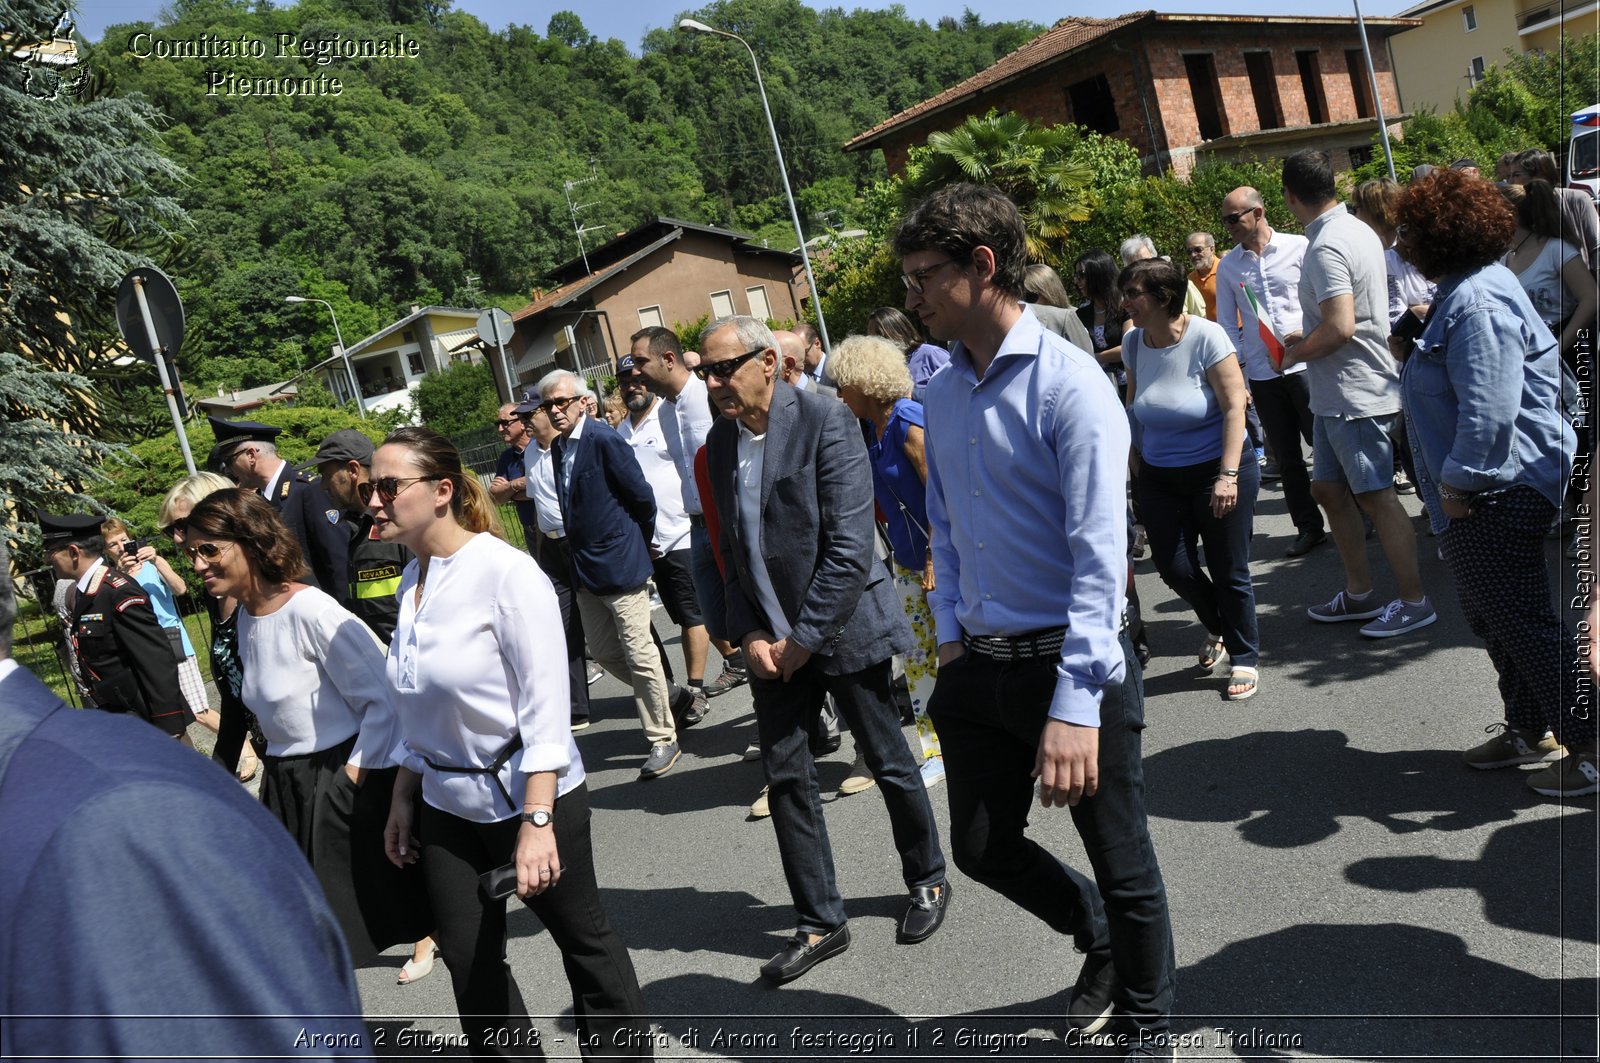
left=134, top=276, right=197, bottom=475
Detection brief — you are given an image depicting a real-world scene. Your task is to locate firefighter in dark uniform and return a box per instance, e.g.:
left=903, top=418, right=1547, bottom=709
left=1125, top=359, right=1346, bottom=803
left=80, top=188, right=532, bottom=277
left=309, top=428, right=413, bottom=645
left=40, top=512, right=194, bottom=740
left=207, top=417, right=353, bottom=602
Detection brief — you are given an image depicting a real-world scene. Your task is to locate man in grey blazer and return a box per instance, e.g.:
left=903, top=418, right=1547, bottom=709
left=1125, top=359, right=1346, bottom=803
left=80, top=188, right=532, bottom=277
left=703, top=315, right=950, bottom=985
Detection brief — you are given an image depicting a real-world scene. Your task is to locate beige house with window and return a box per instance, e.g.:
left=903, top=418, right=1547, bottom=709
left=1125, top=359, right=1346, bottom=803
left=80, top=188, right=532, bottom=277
left=505, top=218, right=807, bottom=393
left=1390, top=0, right=1597, bottom=115
left=312, top=305, right=482, bottom=412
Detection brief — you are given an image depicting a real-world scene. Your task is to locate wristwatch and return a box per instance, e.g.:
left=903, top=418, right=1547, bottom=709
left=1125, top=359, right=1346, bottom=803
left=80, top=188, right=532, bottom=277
left=520, top=809, right=553, bottom=828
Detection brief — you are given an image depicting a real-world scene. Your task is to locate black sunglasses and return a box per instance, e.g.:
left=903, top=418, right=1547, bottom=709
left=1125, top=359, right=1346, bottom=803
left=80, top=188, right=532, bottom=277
left=495, top=418, right=517, bottom=428
left=1221, top=208, right=1255, bottom=226
left=159, top=518, right=188, bottom=539
left=357, top=476, right=440, bottom=505
left=694, top=348, right=765, bottom=381
left=539, top=395, right=582, bottom=415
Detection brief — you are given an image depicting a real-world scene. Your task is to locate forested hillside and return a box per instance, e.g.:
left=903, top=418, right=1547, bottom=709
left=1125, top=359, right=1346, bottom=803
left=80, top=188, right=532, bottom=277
left=86, top=0, right=1038, bottom=402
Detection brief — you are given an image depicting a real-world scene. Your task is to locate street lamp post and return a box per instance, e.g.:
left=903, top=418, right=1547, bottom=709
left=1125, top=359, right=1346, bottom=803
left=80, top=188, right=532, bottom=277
left=677, top=18, right=832, bottom=357
left=285, top=295, right=366, bottom=417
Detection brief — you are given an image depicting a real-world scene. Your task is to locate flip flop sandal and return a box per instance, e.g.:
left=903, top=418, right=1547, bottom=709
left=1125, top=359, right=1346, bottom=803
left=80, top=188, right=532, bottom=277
left=1197, top=637, right=1229, bottom=675
left=397, top=946, right=438, bottom=985
left=1225, top=666, right=1259, bottom=702
left=237, top=756, right=260, bottom=783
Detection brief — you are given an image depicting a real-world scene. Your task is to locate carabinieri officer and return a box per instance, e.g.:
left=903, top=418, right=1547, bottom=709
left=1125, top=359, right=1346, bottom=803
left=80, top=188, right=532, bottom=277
left=40, top=511, right=193, bottom=740
left=207, top=416, right=353, bottom=600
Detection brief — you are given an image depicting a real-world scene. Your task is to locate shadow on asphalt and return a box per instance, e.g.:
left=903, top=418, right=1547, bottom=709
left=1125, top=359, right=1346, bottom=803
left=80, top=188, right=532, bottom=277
left=1141, top=730, right=1535, bottom=846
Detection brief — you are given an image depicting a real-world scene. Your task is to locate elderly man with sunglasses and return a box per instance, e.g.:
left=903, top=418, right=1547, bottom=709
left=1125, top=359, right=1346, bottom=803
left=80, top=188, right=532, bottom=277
left=702, top=316, right=949, bottom=985
left=518, top=370, right=689, bottom=779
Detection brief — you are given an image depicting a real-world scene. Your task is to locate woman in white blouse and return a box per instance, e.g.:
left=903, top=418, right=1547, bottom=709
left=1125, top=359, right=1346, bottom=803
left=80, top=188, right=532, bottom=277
left=183, top=488, right=428, bottom=967
left=374, top=426, right=649, bottom=1061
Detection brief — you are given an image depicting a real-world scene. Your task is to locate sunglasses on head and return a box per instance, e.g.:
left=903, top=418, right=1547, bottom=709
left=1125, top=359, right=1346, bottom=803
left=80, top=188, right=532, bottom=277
left=357, top=475, right=440, bottom=505
left=183, top=541, right=235, bottom=562
left=693, top=349, right=765, bottom=381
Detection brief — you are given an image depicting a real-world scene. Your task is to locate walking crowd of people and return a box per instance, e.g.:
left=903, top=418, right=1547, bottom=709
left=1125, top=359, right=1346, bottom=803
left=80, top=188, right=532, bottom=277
left=4, top=148, right=1596, bottom=1062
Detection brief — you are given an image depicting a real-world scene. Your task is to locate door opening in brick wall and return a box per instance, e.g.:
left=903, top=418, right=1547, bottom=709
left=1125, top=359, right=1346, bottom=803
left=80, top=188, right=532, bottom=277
left=1183, top=53, right=1228, bottom=141
left=1245, top=51, right=1283, bottom=130
left=1066, top=73, right=1120, bottom=134
left=1345, top=49, right=1375, bottom=118
left=1297, top=50, right=1329, bottom=125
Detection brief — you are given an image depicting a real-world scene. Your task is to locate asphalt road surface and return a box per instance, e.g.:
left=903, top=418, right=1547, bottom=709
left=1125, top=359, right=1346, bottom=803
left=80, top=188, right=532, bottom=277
left=341, top=482, right=1597, bottom=1062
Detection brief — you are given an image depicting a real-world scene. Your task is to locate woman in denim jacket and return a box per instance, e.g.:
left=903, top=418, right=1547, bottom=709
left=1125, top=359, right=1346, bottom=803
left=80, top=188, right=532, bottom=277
left=1393, top=168, right=1595, bottom=798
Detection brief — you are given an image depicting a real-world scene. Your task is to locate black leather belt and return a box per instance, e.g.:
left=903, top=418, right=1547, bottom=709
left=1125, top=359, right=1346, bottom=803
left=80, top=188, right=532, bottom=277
left=423, top=734, right=523, bottom=812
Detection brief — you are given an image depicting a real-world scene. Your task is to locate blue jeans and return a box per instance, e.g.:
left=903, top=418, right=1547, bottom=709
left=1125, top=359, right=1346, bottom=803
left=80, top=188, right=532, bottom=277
left=928, top=633, right=1174, bottom=1035
left=1135, top=456, right=1261, bottom=667
left=751, top=657, right=945, bottom=934
left=688, top=521, right=727, bottom=644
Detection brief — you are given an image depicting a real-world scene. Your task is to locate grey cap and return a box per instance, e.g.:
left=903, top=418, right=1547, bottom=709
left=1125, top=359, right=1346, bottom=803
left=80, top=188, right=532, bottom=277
left=304, top=428, right=374, bottom=469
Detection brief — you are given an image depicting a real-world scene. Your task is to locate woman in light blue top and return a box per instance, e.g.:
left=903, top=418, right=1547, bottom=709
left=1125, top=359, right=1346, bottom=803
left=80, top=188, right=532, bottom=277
left=1122, top=257, right=1261, bottom=700
left=866, top=306, right=949, bottom=402
left=1394, top=168, right=1594, bottom=798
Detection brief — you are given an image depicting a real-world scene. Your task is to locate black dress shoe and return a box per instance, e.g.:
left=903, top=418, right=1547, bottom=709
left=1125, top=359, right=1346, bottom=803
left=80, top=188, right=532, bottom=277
left=1284, top=529, right=1328, bottom=558
left=896, top=881, right=951, bottom=943
left=759, top=924, right=850, bottom=984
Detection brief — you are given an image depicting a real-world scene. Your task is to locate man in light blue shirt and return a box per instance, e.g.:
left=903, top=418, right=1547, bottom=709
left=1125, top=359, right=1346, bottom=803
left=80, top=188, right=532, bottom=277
left=895, top=183, right=1174, bottom=1060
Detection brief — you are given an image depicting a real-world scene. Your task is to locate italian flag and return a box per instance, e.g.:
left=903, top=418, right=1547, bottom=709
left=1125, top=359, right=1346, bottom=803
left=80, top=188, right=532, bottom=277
left=1240, top=283, right=1285, bottom=371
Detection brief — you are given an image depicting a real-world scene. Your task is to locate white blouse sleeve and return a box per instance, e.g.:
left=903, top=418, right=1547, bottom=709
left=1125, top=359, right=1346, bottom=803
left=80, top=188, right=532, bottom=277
left=313, top=604, right=399, bottom=770
left=493, top=576, right=573, bottom=778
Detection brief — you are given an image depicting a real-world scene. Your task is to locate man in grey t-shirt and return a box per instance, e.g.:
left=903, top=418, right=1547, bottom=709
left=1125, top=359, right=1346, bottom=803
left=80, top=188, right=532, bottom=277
left=1280, top=150, right=1434, bottom=639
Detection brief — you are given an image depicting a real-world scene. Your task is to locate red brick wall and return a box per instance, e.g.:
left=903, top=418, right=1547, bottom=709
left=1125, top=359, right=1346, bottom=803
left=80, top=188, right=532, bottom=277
left=869, top=22, right=1405, bottom=174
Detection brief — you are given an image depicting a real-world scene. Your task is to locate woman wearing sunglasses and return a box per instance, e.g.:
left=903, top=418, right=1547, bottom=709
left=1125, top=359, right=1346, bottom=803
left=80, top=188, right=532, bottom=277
left=183, top=488, right=427, bottom=967
left=371, top=426, right=650, bottom=1061
left=157, top=471, right=264, bottom=782
left=1121, top=257, right=1261, bottom=701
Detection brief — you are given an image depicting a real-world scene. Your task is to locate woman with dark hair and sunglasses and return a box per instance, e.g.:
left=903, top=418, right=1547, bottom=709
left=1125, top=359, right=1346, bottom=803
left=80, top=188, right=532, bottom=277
left=372, top=426, right=650, bottom=1061
left=158, top=471, right=263, bottom=782
left=865, top=306, right=949, bottom=403
left=1121, top=257, right=1261, bottom=700
left=1394, top=169, right=1594, bottom=797
left=184, top=488, right=427, bottom=965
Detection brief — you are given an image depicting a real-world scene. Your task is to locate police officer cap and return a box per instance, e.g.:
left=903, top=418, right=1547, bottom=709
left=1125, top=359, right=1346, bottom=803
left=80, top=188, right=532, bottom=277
left=38, top=511, right=104, bottom=546
left=304, top=428, right=374, bottom=470
left=512, top=386, right=542, bottom=415
left=208, top=416, right=283, bottom=471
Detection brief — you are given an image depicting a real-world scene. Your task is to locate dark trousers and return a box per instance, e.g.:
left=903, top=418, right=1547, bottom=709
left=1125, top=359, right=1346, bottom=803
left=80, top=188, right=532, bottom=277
left=531, top=532, right=591, bottom=721
left=1439, top=486, right=1594, bottom=746
left=928, top=634, right=1174, bottom=1035
left=1135, top=457, right=1262, bottom=667
left=1250, top=372, right=1324, bottom=534
left=418, top=784, right=650, bottom=1062
left=752, top=657, right=945, bottom=934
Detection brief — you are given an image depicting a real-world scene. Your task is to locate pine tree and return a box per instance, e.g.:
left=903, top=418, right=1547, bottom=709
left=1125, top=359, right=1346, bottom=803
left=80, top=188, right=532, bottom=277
left=1, top=0, right=187, bottom=428
left=1, top=0, right=187, bottom=550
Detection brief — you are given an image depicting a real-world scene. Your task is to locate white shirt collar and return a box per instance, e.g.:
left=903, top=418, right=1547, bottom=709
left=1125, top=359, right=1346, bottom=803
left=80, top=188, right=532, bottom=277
left=75, top=556, right=108, bottom=593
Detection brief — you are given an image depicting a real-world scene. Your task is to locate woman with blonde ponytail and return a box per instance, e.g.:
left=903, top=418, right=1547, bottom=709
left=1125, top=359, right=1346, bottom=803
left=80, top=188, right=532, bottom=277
left=371, top=426, right=650, bottom=1061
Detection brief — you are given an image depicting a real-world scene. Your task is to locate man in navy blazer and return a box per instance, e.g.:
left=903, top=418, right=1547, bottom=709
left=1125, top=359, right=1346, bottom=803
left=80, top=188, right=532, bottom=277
left=524, top=369, right=683, bottom=779
left=0, top=540, right=369, bottom=1058
left=703, top=316, right=950, bottom=985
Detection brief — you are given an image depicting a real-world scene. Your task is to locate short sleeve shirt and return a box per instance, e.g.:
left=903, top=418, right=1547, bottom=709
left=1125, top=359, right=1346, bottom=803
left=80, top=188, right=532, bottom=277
left=1126, top=316, right=1235, bottom=467
left=1299, top=204, right=1400, bottom=419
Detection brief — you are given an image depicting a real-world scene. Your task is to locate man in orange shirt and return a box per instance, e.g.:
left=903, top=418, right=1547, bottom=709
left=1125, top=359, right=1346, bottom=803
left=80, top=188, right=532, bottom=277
left=1185, top=231, right=1220, bottom=321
